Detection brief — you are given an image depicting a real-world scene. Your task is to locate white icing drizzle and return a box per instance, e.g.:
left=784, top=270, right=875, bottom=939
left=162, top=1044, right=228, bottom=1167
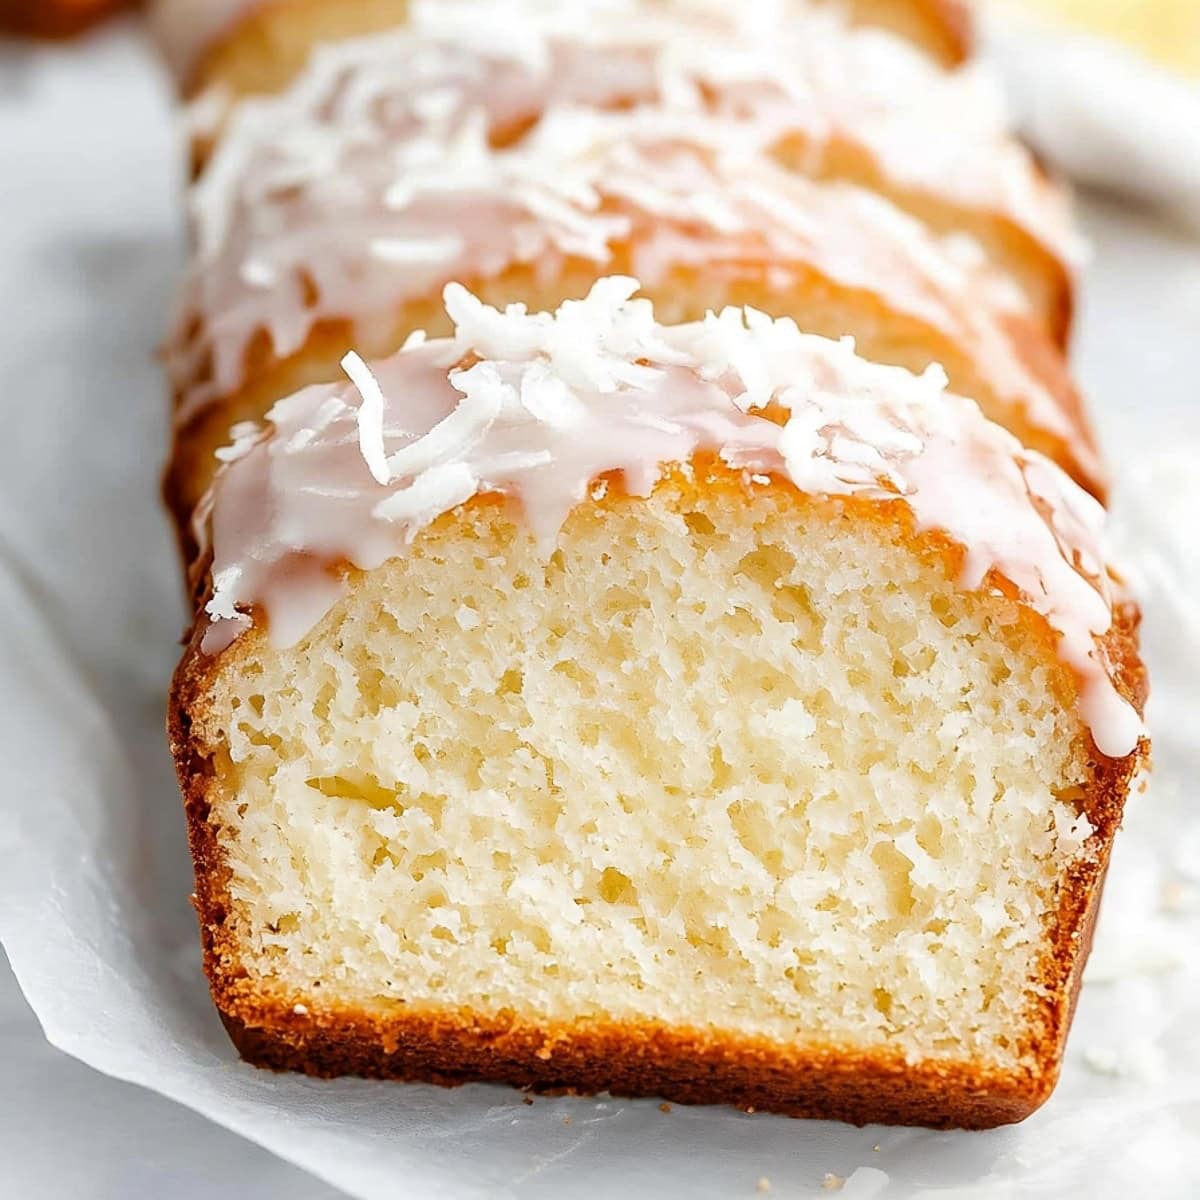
left=200, top=279, right=1142, bottom=760
left=168, top=1, right=1085, bottom=462
left=171, top=50, right=1099, bottom=482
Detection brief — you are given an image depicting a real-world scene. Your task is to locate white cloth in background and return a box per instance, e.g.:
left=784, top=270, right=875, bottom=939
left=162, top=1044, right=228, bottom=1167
left=982, top=8, right=1200, bottom=234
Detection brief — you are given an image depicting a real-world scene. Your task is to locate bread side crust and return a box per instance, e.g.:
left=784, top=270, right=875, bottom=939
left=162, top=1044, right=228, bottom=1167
left=860, top=0, right=973, bottom=68
left=185, top=0, right=973, bottom=99
left=790, top=134, right=1075, bottom=347
left=169, top=476, right=1148, bottom=1129
left=0, top=0, right=131, bottom=36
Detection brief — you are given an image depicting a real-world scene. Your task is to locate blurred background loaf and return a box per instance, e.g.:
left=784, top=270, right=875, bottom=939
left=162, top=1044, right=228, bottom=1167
left=997, top=0, right=1200, bottom=75
left=0, top=0, right=134, bottom=36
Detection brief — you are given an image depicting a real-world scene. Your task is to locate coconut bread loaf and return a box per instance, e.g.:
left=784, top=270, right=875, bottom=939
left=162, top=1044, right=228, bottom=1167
left=172, top=283, right=1146, bottom=1129
left=161, top=0, right=1150, bottom=1130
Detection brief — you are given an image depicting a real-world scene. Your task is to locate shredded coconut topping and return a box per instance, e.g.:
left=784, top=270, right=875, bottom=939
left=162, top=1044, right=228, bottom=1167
left=200, top=280, right=1141, bottom=759
left=342, top=351, right=390, bottom=484
left=167, top=0, right=1082, bottom=463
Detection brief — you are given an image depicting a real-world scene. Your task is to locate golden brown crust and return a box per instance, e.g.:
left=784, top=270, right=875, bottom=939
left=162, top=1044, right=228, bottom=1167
left=996, top=310, right=1103, bottom=491
left=221, top=1006, right=1044, bottom=1130
left=858, top=0, right=973, bottom=69
left=169, top=474, right=1148, bottom=1129
left=188, top=0, right=407, bottom=96
left=1021, top=158, right=1078, bottom=347
left=186, top=0, right=972, bottom=98
left=0, top=0, right=133, bottom=36
left=933, top=0, right=973, bottom=62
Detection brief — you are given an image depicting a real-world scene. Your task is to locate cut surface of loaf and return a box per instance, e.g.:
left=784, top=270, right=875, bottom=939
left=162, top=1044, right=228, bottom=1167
left=151, top=0, right=972, bottom=94
left=165, top=100, right=1100, bottom=550
left=173, top=284, right=1146, bottom=1128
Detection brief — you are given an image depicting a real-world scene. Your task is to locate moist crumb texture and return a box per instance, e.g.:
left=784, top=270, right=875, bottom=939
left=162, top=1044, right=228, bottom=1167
left=195, top=481, right=1097, bottom=1074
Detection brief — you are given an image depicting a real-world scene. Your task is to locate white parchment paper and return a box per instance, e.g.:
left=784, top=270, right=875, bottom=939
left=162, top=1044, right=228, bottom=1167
left=1, top=22, right=1199, bottom=1200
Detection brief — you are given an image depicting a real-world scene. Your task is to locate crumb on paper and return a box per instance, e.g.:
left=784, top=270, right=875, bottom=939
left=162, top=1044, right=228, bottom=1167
left=872, top=1144, right=881, bottom=1152
left=1161, top=879, right=1198, bottom=912
left=822, top=1173, right=846, bottom=1192
left=522, top=1095, right=534, bottom=1106
left=1083, top=1047, right=1122, bottom=1076
left=563, top=1115, right=573, bottom=1126
left=658, top=1102, right=672, bottom=1113
left=756, top=1178, right=771, bottom=1193
left=1083, top=938, right=1184, bottom=983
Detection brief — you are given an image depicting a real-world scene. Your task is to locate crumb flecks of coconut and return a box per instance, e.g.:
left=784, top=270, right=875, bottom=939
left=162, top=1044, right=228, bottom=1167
left=200, top=281, right=1142, bottom=758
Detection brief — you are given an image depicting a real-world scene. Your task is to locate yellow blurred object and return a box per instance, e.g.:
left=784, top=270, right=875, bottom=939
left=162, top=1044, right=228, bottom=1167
left=996, top=0, right=1200, bottom=76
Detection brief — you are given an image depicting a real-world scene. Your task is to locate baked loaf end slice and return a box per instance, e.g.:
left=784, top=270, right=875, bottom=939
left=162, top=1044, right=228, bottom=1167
left=171, top=281, right=1147, bottom=1130
left=154, top=0, right=972, bottom=97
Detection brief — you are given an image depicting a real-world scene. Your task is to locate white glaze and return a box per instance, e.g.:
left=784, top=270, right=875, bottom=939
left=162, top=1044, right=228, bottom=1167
left=169, top=44, right=1094, bottom=481
left=166, top=5, right=1078, bottom=341
left=158, top=0, right=1075, bottom=290
left=200, top=279, right=1142, bottom=759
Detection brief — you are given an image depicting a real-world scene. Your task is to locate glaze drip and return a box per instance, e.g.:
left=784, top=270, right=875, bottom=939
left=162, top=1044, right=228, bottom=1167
left=200, top=279, right=1141, bottom=758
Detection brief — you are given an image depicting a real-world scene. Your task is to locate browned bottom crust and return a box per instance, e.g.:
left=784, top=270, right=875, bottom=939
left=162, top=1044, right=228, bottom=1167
left=211, top=807, right=1114, bottom=1130
left=222, top=1003, right=1055, bottom=1130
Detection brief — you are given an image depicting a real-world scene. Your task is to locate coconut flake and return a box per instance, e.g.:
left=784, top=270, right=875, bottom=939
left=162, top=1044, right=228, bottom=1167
left=368, top=234, right=466, bottom=263
left=342, top=351, right=391, bottom=485
left=372, top=461, right=479, bottom=527
left=519, top=361, right=587, bottom=428
left=239, top=258, right=278, bottom=288
left=213, top=421, right=265, bottom=464
left=384, top=362, right=509, bottom=478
